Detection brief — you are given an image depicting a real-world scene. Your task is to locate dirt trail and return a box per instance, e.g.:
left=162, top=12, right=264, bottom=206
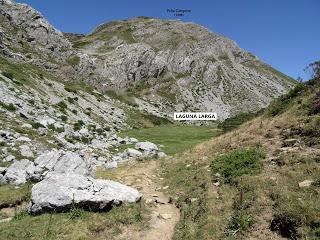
left=109, top=160, right=180, bottom=240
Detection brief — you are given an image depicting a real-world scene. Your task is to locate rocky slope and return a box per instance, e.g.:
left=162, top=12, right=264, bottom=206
left=0, top=0, right=296, bottom=217
left=71, top=17, right=296, bottom=119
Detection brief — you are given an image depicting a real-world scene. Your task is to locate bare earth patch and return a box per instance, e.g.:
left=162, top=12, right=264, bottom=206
left=97, top=160, right=180, bottom=240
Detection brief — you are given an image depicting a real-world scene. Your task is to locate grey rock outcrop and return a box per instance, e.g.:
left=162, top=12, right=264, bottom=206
left=75, top=17, right=296, bottom=119
left=123, top=148, right=143, bottom=158
left=0, top=0, right=71, bottom=59
left=135, top=141, right=158, bottom=155
left=19, top=144, right=34, bottom=158
left=4, top=159, right=35, bottom=185
left=28, top=173, right=141, bottom=214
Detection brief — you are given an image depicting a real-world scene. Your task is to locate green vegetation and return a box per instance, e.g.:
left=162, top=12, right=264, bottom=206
left=66, top=56, right=80, bottom=66
left=2, top=71, right=14, bottom=80
left=64, top=86, right=77, bottom=94
left=119, top=125, right=219, bottom=155
left=0, top=184, right=31, bottom=208
left=0, top=56, right=48, bottom=89
left=266, top=84, right=305, bottom=117
left=73, top=120, right=85, bottom=131
left=55, top=101, right=68, bottom=113
left=0, top=202, right=148, bottom=240
left=105, top=90, right=138, bottom=107
left=60, top=115, right=68, bottom=122
left=72, top=41, right=91, bottom=49
left=162, top=160, right=213, bottom=239
left=31, top=122, right=44, bottom=129
left=218, top=111, right=263, bottom=133
left=211, top=147, right=265, bottom=184
left=0, top=101, right=16, bottom=111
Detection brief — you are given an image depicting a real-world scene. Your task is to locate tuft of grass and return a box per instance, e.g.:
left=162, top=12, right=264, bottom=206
left=0, top=202, right=148, bottom=240
left=31, top=122, right=45, bottom=129
left=211, top=147, right=265, bottom=184
left=65, top=86, right=77, bottom=94
left=66, top=56, right=80, bottom=66
left=0, top=184, right=31, bottom=208
left=226, top=210, right=253, bottom=235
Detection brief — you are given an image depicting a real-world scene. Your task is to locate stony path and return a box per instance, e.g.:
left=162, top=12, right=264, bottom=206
left=108, top=160, right=180, bottom=240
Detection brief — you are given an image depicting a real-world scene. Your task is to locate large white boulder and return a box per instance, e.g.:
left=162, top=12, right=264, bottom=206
left=28, top=173, right=141, bottom=214
left=4, top=159, right=35, bottom=185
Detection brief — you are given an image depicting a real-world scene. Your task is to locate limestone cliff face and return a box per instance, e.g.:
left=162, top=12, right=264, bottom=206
left=0, top=1, right=296, bottom=120
left=0, top=0, right=71, bottom=60
left=73, top=17, right=296, bottom=119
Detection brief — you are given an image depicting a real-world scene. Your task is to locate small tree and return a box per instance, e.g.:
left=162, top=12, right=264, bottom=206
left=305, top=60, right=320, bottom=84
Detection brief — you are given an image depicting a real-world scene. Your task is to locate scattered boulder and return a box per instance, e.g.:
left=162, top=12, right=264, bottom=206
left=28, top=173, right=141, bottom=214
left=298, top=180, right=314, bottom=188
left=135, top=141, right=158, bottom=155
left=19, top=144, right=34, bottom=158
left=130, top=137, right=138, bottom=143
left=105, top=161, right=118, bottom=169
left=79, top=128, right=90, bottom=137
left=52, top=151, right=91, bottom=176
left=4, top=154, right=15, bottom=162
left=34, top=150, right=63, bottom=171
left=39, top=118, right=55, bottom=127
left=37, top=128, right=48, bottom=136
left=4, top=159, right=35, bottom=185
left=123, top=148, right=143, bottom=158
left=16, top=136, right=31, bottom=142
left=21, top=123, right=32, bottom=129
left=157, top=152, right=166, bottom=158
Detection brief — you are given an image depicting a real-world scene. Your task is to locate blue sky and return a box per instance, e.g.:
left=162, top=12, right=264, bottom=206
left=17, top=0, right=320, bottom=80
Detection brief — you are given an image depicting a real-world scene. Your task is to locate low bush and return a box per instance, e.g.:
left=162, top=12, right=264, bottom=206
left=226, top=210, right=253, bottom=235
left=73, top=120, right=84, bottom=131
left=31, top=122, right=44, bottom=129
left=211, top=147, right=265, bottom=184
left=64, top=86, right=77, bottom=94
left=0, top=101, right=16, bottom=112
left=60, top=115, right=68, bottom=122
left=2, top=71, right=14, bottom=80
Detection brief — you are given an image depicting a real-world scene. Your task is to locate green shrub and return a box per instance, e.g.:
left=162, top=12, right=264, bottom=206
left=211, top=147, right=265, bottom=184
left=226, top=210, right=253, bottom=235
left=68, top=207, right=85, bottom=220
left=3, top=71, right=14, bottom=80
left=267, top=84, right=305, bottom=117
left=64, top=86, right=77, bottom=94
left=12, top=210, right=28, bottom=221
left=308, top=91, right=320, bottom=115
left=0, top=101, right=16, bottom=111
left=55, top=101, right=68, bottom=114
left=31, top=122, right=44, bottom=129
left=60, top=115, right=68, bottom=122
left=71, top=109, right=77, bottom=115
left=67, top=97, right=75, bottom=104
left=56, top=101, right=67, bottom=109
left=73, top=120, right=84, bottom=131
